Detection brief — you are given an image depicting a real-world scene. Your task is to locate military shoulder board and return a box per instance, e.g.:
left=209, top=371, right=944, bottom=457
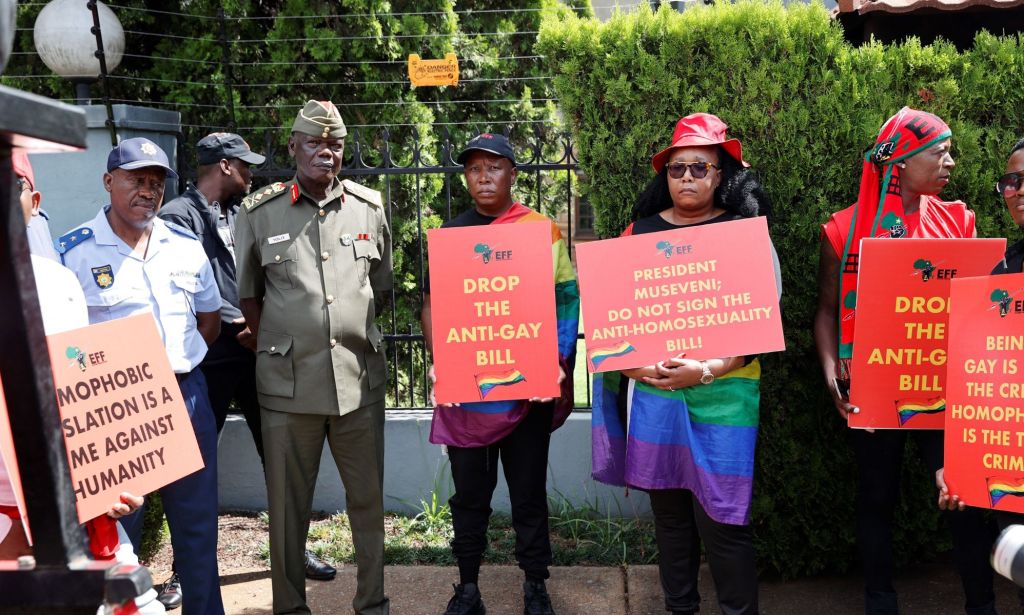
left=244, top=182, right=289, bottom=211
left=55, top=227, right=94, bottom=255
left=164, top=220, right=198, bottom=240
left=342, top=179, right=383, bottom=207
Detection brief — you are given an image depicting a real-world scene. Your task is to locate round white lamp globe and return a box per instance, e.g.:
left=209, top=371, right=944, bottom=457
left=33, top=0, right=124, bottom=80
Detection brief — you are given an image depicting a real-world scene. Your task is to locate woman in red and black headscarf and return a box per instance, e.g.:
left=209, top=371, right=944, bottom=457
left=813, top=108, right=995, bottom=615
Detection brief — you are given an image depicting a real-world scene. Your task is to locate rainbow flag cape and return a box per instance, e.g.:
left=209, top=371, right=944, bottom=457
left=430, top=203, right=579, bottom=448
left=588, top=341, right=636, bottom=371
left=988, top=476, right=1024, bottom=508
left=592, top=361, right=761, bottom=525
left=475, top=369, right=526, bottom=399
left=895, top=396, right=945, bottom=426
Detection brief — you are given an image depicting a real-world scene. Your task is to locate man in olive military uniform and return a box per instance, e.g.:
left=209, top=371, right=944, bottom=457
left=234, top=100, right=393, bottom=615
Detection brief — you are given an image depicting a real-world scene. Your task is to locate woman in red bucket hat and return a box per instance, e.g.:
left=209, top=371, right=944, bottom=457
left=591, top=112, right=778, bottom=615
left=814, top=108, right=996, bottom=615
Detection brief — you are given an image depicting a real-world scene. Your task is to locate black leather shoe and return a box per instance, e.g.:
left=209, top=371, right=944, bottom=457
left=156, top=572, right=182, bottom=611
left=443, top=583, right=485, bottom=615
left=523, top=579, right=555, bottom=615
left=304, top=550, right=336, bottom=581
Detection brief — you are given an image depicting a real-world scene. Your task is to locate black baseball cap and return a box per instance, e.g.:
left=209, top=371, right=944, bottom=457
left=196, top=132, right=266, bottom=166
left=456, top=133, right=517, bottom=166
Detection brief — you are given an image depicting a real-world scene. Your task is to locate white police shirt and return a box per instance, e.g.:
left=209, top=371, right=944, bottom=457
left=58, top=206, right=221, bottom=373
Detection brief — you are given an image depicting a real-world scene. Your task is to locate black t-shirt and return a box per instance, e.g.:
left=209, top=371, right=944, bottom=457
left=423, top=207, right=498, bottom=294
left=630, top=210, right=740, bottom=235
left=993, top=238, right=1024, bottom=276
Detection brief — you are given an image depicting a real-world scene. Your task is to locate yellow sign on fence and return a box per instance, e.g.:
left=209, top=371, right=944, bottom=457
left=408, top=53, right=459, bottom=87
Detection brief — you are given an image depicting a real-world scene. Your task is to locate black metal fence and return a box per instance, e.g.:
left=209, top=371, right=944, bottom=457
left=182, top=124, right=591, bottom=411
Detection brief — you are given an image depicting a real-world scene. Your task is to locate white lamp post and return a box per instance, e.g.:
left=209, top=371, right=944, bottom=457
left=33, top=0, right=124, bottom=104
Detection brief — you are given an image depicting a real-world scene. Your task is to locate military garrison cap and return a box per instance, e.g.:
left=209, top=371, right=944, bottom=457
left=292, top=100, right=347, bottom=139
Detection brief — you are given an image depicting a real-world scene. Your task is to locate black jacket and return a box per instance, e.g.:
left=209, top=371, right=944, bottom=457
left=159, top=184, right=247, bottom=364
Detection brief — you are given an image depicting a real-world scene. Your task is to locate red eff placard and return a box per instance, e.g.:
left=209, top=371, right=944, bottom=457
left=48, top=314, right=204, bottom=522
left=945, top=273, right=1024, bottom=511
left=849, top=239, right=1005, bottom=430
left=427, top=221, right=559, bottom=404
left=575, top=216, right=783, bottom=373
left=0, top=379, right=29, bottom=541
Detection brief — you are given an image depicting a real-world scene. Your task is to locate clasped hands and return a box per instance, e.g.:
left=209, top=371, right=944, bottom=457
left=621, top=353, right=702, bottom=392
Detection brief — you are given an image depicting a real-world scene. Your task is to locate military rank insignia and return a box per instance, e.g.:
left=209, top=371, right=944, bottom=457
left=91, top=264, right=114, bottom=288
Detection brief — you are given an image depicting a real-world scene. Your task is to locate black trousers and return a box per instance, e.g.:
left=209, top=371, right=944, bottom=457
left=201, top=350, right=264, bottom=466
left=447, top=404, right=553, bottom=582
left=649, top=489, right=758, bottom=615
left=851, top=429, right=995, bottom=614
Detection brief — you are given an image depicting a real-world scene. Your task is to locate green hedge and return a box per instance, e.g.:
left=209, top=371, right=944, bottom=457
left=538, top=1, right=1024, bottom=578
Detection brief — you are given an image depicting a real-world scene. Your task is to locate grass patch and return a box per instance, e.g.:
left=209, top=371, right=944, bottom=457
left=294, top=495, right=656, bottom=567
left=138, top=492, right=169, bottom=563
left=572, top=336, right=593, bottom=408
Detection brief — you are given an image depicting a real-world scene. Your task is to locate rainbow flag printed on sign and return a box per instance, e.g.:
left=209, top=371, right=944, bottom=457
left=988, top=476, right=1024, bottom=508
left=475, top=369, right=526, bottom=400
left=588, top=341, right=636, bottom=371
left=895, top=397, right=945, bottom=426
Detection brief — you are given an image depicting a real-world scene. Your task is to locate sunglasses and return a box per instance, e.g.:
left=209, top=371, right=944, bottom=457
left=15, top=177, right=30, bottom=193
left=997, top=171, right=1024, bottom=196
left=666, top=161, right=719, bottom=180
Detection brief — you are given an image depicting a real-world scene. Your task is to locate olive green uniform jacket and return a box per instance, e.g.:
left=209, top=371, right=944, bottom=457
left=235, top=177, right=393, bottom=416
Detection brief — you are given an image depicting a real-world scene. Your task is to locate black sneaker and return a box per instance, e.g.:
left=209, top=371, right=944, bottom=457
left=443, top=582, right=486, bottom=615
left=156, top=572, right=182, bottom=611
left=523, top=579, right=555, bottom=615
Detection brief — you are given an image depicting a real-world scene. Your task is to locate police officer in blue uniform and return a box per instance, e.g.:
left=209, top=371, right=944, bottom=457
left=57, top=137, right=225, bottom=615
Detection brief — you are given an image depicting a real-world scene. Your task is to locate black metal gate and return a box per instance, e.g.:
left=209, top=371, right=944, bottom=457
left=213, top=124, right=584, bottom=410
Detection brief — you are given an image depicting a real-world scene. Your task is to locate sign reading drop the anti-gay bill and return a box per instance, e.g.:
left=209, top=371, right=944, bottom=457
left=575, top=216, right=784, bottom=373
left=427, top=221, right=560, bottom=404
left=849, top=238, right=1005, bottom=430
left=945, top=273, right=1024, bottom=512
left=48, top=314, right=204, bottom=522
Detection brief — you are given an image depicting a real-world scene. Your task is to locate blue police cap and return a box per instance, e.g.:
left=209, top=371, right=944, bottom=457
left=106, top=137, right=178, bottom=179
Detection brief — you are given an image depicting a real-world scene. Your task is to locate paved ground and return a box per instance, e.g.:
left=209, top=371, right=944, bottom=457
left=206, top=563, right=1024, bottom=615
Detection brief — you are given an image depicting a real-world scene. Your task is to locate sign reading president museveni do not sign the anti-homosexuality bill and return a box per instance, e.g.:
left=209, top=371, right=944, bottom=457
left=575, top=216, right=784, bottom=372
left=427, top=221, right=560, bottom=404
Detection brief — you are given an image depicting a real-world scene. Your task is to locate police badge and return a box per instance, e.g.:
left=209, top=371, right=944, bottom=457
left=91, top=264, right=114, bottom=288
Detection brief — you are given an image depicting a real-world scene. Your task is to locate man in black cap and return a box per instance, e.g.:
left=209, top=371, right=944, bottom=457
left=422, top=133, right=578, bottom=615
left=160, top=133, right=265, bottom=449
left=153, top=133, right=274, bottom=608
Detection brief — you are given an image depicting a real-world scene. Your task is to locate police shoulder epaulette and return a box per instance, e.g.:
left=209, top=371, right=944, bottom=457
left=342, top=179, right=382, bottom=207
left=163, top=220, right=198, bottom=240
left=55, top=227, right=94, bottom=255
left=244, top=182, right=289, bottom=210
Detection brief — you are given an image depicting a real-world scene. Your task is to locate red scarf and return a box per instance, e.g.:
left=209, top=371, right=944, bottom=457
left=836, top=107, right=952, bottom=364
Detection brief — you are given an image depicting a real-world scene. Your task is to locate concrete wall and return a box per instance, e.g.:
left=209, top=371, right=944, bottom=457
left=27, top=104, right=181, bottom=240
left=216, top=411, right=652, bottom=518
